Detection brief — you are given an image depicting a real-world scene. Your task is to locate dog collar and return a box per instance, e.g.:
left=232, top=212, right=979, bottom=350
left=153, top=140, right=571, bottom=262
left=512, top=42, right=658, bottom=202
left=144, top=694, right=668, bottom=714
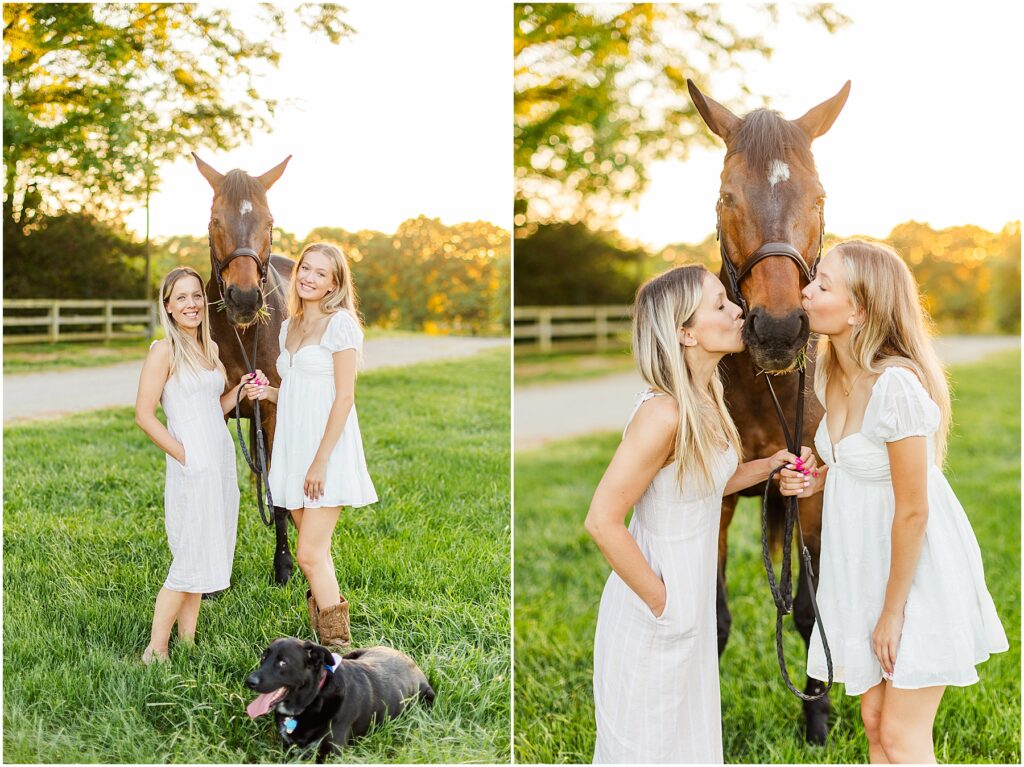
left=281, top=656, right=342, bottom=734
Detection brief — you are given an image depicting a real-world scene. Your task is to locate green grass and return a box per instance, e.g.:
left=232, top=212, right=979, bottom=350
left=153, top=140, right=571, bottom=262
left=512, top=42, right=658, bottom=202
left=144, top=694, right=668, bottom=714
left=514, top=347, right=634, bottom=388
left=3, top=349, right=510, bottom=763
left=3, top=338, right=152, bottom=374
left=514, top=350, right=1020, bottom=764
left=2, top=329, right=486, bottom=375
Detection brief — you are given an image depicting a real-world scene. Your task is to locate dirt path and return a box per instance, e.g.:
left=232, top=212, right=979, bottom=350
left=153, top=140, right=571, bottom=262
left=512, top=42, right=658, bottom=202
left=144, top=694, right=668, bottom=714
left=3, top=336, right=507, bottom=423
left=515, top=335, right=1019, bottom=450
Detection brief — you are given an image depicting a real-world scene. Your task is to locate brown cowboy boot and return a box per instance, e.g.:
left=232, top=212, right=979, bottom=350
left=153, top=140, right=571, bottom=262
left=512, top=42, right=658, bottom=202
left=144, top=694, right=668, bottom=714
left=317, top=597, right=351, bottom=650
left=306, top=589, right=319, bottom=638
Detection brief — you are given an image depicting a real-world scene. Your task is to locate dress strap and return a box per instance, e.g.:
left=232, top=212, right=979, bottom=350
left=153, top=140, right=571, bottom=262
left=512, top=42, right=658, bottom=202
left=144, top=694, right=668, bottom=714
left=623, top=388, right=664, bottom=438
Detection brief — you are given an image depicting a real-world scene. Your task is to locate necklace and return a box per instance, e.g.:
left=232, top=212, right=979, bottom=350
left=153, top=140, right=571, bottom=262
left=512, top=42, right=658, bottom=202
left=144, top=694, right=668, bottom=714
left=841, top=369, right=864, bottom=396
left=288, top=314, right=327, bottom=367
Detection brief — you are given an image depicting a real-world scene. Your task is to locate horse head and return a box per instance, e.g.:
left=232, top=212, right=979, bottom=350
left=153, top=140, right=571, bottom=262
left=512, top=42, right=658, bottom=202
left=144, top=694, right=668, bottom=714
left=687, top=80, right=850, bottom=372
left=193, top=152, right=291, bottom=327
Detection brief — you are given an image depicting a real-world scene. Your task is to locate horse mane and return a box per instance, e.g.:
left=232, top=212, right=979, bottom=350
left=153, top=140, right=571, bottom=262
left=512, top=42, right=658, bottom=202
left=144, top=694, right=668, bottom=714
left=219, top=169, right=267, bottom=205
left=730, top=109, right=815, bottom=174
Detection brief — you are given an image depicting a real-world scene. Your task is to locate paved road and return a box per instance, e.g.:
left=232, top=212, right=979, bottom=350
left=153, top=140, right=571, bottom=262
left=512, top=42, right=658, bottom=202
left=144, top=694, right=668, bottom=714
left=4, top=336, right=508, bottom=423
left=515, top=335, right=1020, bottom=450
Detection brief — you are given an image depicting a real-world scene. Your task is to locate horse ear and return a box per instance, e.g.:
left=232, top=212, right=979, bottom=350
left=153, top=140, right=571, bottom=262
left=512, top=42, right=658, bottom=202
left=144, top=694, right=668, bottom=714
left=256, top=155, right=292, bottom=191
left=793, top=81, right=851, bottom=140
left=687, top=79, right=740, bottom=143
left=192, top=152, right=224, bottom=190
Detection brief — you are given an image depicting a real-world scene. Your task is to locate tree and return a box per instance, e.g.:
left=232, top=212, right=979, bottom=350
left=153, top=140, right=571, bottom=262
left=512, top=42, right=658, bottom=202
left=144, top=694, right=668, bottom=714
left=514, top=3, right=848, bottom=233
left=514, top=222, right=646, bottom=306
left=3, top=3, right=353, bottom=229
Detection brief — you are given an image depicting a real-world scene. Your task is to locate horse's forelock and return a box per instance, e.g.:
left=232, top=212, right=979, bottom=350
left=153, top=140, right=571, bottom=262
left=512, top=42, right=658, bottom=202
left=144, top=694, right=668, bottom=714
left=730, top=109, right=815, bottom=175
left=218, top=170, right=268, bottom=209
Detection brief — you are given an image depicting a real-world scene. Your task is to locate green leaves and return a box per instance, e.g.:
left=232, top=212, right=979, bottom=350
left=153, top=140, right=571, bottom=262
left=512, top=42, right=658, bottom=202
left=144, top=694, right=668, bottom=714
left=3, top=3, right=354, bottom=228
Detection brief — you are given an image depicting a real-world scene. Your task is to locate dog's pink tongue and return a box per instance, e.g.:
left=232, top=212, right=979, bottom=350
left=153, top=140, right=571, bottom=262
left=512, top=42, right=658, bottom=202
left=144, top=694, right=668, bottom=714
left=247, top=687, right=285, bottom=719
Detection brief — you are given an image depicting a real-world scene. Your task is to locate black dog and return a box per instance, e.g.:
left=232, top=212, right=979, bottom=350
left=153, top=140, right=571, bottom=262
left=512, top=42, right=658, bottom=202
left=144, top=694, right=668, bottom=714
left=246, top=638, right=435, bottom=762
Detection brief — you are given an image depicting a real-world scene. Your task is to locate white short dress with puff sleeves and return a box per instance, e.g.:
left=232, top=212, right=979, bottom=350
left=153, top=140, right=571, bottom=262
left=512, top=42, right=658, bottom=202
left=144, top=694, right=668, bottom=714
left=808, top=366, right=1007, bottom=695
left=268, top=309, right=378, bottom=510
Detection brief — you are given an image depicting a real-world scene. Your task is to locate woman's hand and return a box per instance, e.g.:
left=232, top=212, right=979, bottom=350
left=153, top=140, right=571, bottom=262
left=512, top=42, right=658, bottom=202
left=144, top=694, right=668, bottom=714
left=649, top=580, right=667, bottom=619
left=871, top=608, right=905, bottom=677
left=774, top=447, right=819, bottom=497
left=304, top=457, right=328, bottom=502
left=242, top=369, right=269, bottom=401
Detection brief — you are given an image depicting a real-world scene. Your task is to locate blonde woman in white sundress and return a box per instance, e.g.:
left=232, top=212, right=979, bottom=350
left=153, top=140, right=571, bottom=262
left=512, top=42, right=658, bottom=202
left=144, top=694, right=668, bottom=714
left=135, top=267, right=251, bottom=664
left=244, top=243, right=377, bottom=650
left=780, top=240, right=1007, bottom=763
left=586, top=264, right=817, bottom=764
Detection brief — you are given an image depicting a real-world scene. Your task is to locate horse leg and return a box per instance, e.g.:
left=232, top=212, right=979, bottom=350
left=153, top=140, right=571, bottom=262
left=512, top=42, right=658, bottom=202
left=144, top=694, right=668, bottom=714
left=261, top=406, right=294, bottom=586
left=716, top=493, right=739, bottom=656
left=272, top=506, right=293, bottom=585
left=794, top=493, right=830, bottom=746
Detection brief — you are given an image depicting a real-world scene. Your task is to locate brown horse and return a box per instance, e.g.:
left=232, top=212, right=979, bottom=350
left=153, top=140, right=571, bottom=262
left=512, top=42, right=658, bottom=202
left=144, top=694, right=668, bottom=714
left=193, top=152, right=296, bottom=585
left=687, top=80, right=850, bottom=744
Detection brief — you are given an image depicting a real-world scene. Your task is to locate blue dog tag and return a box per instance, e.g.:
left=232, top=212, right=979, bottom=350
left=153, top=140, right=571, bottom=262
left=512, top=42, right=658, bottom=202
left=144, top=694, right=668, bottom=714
left=283, top=717, right=297, bottom=734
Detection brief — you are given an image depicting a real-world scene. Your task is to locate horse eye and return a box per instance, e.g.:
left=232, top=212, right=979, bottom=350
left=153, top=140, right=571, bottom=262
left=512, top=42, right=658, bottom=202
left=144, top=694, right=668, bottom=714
left=815, top=196, right=826, bottom=209
left=720, top=192, right=734, bottom=207
left=211, top=218, right=221, bottom=227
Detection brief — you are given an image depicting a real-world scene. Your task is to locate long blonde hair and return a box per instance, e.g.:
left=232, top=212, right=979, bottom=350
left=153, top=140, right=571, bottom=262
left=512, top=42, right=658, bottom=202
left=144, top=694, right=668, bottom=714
left=813, top=239, right=951, bottom=465
left=632, top=265, right=743, bottom=494
left=159, top=267, right=225, bottom=382
left=287, top=242, right=362, bottom=329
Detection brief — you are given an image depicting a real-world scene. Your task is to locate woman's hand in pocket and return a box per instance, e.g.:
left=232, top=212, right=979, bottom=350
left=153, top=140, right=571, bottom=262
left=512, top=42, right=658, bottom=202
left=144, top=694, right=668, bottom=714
left=173, top=442, right=187, bottom=467
left=648, top=580, right=667, bottom=619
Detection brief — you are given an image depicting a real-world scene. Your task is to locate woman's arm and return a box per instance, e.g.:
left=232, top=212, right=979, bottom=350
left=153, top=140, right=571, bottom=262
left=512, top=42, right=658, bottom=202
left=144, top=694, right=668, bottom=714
left=872, top=435, right=929, bottom=675
left=134, top=341, right=186, bottom=465
left=303, top=349, right=358, bottom=501
left=584, top=397, right=676, bottom=618
left=724, top=446, right=816, bottom=496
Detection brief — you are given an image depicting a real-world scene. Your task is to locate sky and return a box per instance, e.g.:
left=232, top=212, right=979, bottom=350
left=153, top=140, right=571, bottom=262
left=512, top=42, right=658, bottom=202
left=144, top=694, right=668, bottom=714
left=615, top=3, right=1024, bottom=249
left=125, top=3, right=508, bottom=240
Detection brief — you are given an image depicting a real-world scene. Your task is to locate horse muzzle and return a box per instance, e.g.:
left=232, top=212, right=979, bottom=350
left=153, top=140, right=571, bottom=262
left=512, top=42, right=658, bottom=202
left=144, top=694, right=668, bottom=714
left=743, top=307, right=809, bottom=372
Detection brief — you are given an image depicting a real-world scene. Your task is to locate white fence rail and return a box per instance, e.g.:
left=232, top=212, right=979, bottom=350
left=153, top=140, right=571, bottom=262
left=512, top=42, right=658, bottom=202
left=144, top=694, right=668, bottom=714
left=514, top=305, right=631, bottom=352
left=3, top=299, right=158, bottom=344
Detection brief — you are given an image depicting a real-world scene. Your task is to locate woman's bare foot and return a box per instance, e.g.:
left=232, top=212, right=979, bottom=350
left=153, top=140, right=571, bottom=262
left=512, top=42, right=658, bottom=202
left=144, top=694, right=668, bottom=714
left=142, top=644, right=169, bottom=665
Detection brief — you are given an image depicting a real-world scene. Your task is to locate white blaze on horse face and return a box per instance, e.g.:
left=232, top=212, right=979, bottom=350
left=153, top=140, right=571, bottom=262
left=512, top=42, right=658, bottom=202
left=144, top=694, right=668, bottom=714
left=240, top=200, right=253, bottom=217
left=768, top=160, right=790, bottom=188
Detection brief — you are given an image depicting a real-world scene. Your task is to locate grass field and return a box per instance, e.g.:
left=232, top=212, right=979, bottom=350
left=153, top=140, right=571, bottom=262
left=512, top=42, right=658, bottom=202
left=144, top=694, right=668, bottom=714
left=4, top=349, right=510, bottom=763
left=514, top=350, right=1020, bottom=764
left=514, top=347, right=634, bottom=388
left=2, top=328, right=471, bottom=375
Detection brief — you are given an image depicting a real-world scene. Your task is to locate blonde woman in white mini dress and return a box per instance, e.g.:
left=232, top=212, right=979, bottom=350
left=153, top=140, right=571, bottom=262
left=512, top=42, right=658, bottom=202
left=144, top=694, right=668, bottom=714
left=780, top=239, right=1007, bottom=763
left=585, top=265, right=816, bottom=764
left=135, top=267, right=250, bottom=664
left=246, top=243, right=377, bottom=650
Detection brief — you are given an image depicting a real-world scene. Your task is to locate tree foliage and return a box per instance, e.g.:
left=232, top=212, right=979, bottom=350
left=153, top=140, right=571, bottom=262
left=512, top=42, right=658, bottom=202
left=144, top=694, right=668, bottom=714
left=516, top=220, right=1021, bottom=334
left=141, top=218, right=510, bottom=334
left=514, top=3, right=848, bottom=232
left=3, top=211, right=144, bottom=298
left=514, top=222, right=646, bottom=306
left=3, top=3, right=352, bottom=228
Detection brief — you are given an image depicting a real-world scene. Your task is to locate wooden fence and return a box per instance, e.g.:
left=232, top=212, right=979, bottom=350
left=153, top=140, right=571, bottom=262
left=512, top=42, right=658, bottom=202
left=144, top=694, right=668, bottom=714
left=514, top=305, right=631, bottom=352
left=3, top=299, right=158, bottom=344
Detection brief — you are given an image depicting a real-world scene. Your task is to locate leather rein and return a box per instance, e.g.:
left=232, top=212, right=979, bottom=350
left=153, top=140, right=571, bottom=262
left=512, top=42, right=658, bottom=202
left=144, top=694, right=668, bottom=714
left=716, top=199, right=834, bottom=702
left=209, top=236, right=275, bottom=528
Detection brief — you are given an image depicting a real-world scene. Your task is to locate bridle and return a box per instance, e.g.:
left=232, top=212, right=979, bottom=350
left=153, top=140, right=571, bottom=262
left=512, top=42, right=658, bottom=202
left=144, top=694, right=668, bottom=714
left=209, top=228, right=276, bottom=528
left=716, top=194, right=834, bottom=702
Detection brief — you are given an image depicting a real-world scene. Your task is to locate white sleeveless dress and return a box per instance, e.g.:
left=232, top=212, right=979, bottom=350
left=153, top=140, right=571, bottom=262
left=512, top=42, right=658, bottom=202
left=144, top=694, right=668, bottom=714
left=160, top=366, right=240, bottom=593
left=807, top=367, right=1008, bottom=695
left=268, top=310, right=377, bottom=510
left=592, top=390, right=738, bottom=764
